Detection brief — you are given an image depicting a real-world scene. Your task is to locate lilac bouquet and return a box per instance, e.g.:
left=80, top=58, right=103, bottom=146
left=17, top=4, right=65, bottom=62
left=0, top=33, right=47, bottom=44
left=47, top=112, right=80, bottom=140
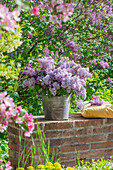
left=22, top=56, right=92, bottom=99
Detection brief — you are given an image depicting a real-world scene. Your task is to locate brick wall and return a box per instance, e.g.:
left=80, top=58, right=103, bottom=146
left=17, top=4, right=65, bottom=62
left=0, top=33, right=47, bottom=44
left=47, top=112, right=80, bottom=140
left=8, top=113, right=113, bottom=169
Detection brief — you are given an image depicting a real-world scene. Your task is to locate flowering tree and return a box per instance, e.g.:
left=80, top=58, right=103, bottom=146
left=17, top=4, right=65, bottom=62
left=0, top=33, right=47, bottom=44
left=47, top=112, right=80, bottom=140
left=0, top=0, right=113, bottom=111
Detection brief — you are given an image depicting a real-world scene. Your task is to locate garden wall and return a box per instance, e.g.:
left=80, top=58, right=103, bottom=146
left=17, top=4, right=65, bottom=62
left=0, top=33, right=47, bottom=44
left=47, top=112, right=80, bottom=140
left=8, top=113, right=113, bottom=169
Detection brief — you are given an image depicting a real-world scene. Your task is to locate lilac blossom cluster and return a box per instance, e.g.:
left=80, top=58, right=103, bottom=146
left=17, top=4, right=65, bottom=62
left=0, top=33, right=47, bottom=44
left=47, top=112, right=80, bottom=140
left=45, top=25, right=55, bottom=35
left=65, top=37, right=80, bottom=52
left=89, top=95, right=103, bottom=106
left=88, top=1, right=113, bottom=29
left=22, top=56, right=92, bottom=97
left=99, top=61, right=109, bottom=69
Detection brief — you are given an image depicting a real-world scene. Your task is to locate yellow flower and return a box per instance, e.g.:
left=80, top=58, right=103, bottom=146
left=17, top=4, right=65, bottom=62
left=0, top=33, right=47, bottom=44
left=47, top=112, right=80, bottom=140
left=55, top=168, right=62, bottom=170
left=27, top=166, right=35, bottom=170
left=45, top=165, right=54, bottom=170
left=46, top=162, right=53, bottom=166
left=54, top=162, right=62, bottom=168
left=37, top=164, right=45, bottom=169
left=16, top=168, right=25, bottom=170
left=67, top=167, right=75, bottom=170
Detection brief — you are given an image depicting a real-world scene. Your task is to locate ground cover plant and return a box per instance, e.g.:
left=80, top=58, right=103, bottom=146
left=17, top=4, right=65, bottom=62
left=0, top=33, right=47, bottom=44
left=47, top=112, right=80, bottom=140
left=0, top=0, right=113, bottom=169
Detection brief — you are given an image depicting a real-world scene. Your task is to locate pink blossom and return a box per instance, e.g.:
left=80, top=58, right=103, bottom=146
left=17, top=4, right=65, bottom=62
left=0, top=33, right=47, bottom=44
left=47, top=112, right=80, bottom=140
left=49, top=15, right=58, bottom=24
left=51, top=0, right=57, bottom=5
left=12, top=9, right=21, bottom=22
left=58, top=23, right=62, bottom=28
left=50, top=4, right=54, bottom=8
left=56, top=4, right=64, bottom=13
left=16, top=106, right=23, bottom=113
left=5, top=111, right=11, bottom=119
left=3, top=120, right=8, bottom=126
left=0, top=167, right=3, bottom=170
left=32, top=7, right=40, bottom=16
left=0, top=4, right=9, bottom=19
left=24, top=131, right=31, bottom=137
left=58, top=14, right=62, bottom=18
left=67, top=7, right=74, bottom=16
left=16, top=117, right=23, bottom=124
left=61, top=15, right=69, bottom=22
left=0, top=34, right=2, bottom=39
left=0, top=159, right=3, bottom=164
left=0, top=92, right=7, bottom=102
left=2, top=17, right=18, bottom=31
left=0, top=103, right=7, bottom=112
left=5, top=161, right=12, bottom=170
left=0, top=92, right=34, bottom=136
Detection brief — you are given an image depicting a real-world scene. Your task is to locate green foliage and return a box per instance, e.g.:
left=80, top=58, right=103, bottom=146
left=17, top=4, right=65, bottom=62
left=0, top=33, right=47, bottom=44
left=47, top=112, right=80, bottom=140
left=0, top=27, right=22, bottom=53
left=0, top=0, right=112, bottom=115
left=16, top=158, right=113, bottom=169
left=0, top=133, right=9, bottom=166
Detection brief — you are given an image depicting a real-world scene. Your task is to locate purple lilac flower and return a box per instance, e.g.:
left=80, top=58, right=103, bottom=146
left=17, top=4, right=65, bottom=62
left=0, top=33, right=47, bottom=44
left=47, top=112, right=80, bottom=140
left=99, top=61, right=109, bottom=69
left=43, top=47, right=49, bottom=56
left=22, top=77, right=36, bottom=89
left=65, top=39, right=80, bottom=52
left=93, top=59, right=97, bottom=66
left=38, top=57, right=55, bottom=73
left=107, top=77, right=113, bottom=83
left=89, top=95, right=103, bottom=106
left=75, top=100, right=83, bottom=110
left=45, top=25, right=55, bottom=35
left=23, top=67, right=39, bottom=76
left=23, top=54, right=92, bottom=97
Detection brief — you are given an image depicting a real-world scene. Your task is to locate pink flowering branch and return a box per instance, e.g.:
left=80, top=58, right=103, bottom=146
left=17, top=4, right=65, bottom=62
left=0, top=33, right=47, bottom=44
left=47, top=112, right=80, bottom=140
left=0, top=92, right=34, bottom=137
left=0, top=4, right=20, bottom=34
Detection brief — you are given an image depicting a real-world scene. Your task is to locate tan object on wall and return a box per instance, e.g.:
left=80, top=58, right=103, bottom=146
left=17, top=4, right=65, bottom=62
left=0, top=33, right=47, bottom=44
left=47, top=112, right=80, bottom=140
left=81, top=102, right=113, bottom=118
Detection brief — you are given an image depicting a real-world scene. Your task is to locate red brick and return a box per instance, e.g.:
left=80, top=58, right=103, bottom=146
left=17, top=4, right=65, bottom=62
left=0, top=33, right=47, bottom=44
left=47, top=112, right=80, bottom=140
left=50, top=137, right=77, bottom=147
left=61, top=144, right=89, bottom=153
left=105, top=119, right=113, bottom=124
left=62, top=130, right=75, bottom=137
left=8, top=142, right=19, bottom=152
left=75, top=128, right=93, bottom=136
left=49, top=138, right=62, bottom=147
left=105, top=149, right=113, bottom=157
left=44, top=130, right=62, bottom=138
left=78, top=134, right=107, bottom=144
left=8, top=133, right=15, bottom=143
left=108, top=134, right=113, bottom=141
left=8, top=126, right=19, bottom=136
left=75, top=144, right=90, bottom=151
left=61, top=145, right=76, bottom=153
left=8, top=156, right=18, bottom=168
left=9, top=149, right=16, bottom=158
left=49, top=146, right=59, bottom=154
left=93, top=126, right=113, bottom=134
left=44, top=121, right=73, bottom=130
left=60, top=160, right=76, bottom=168
left=59, top=153, right=75, bottom=161
left=75, top=119, right=103, bottom=128
left=91, top=141, right=113, bottom=149
left=78, top=150, right=105, bottom=159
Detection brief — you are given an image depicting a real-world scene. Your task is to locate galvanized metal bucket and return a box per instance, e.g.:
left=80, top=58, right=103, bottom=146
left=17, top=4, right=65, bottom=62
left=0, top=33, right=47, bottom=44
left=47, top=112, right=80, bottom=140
left=42, top=95, right=71, bottom=120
